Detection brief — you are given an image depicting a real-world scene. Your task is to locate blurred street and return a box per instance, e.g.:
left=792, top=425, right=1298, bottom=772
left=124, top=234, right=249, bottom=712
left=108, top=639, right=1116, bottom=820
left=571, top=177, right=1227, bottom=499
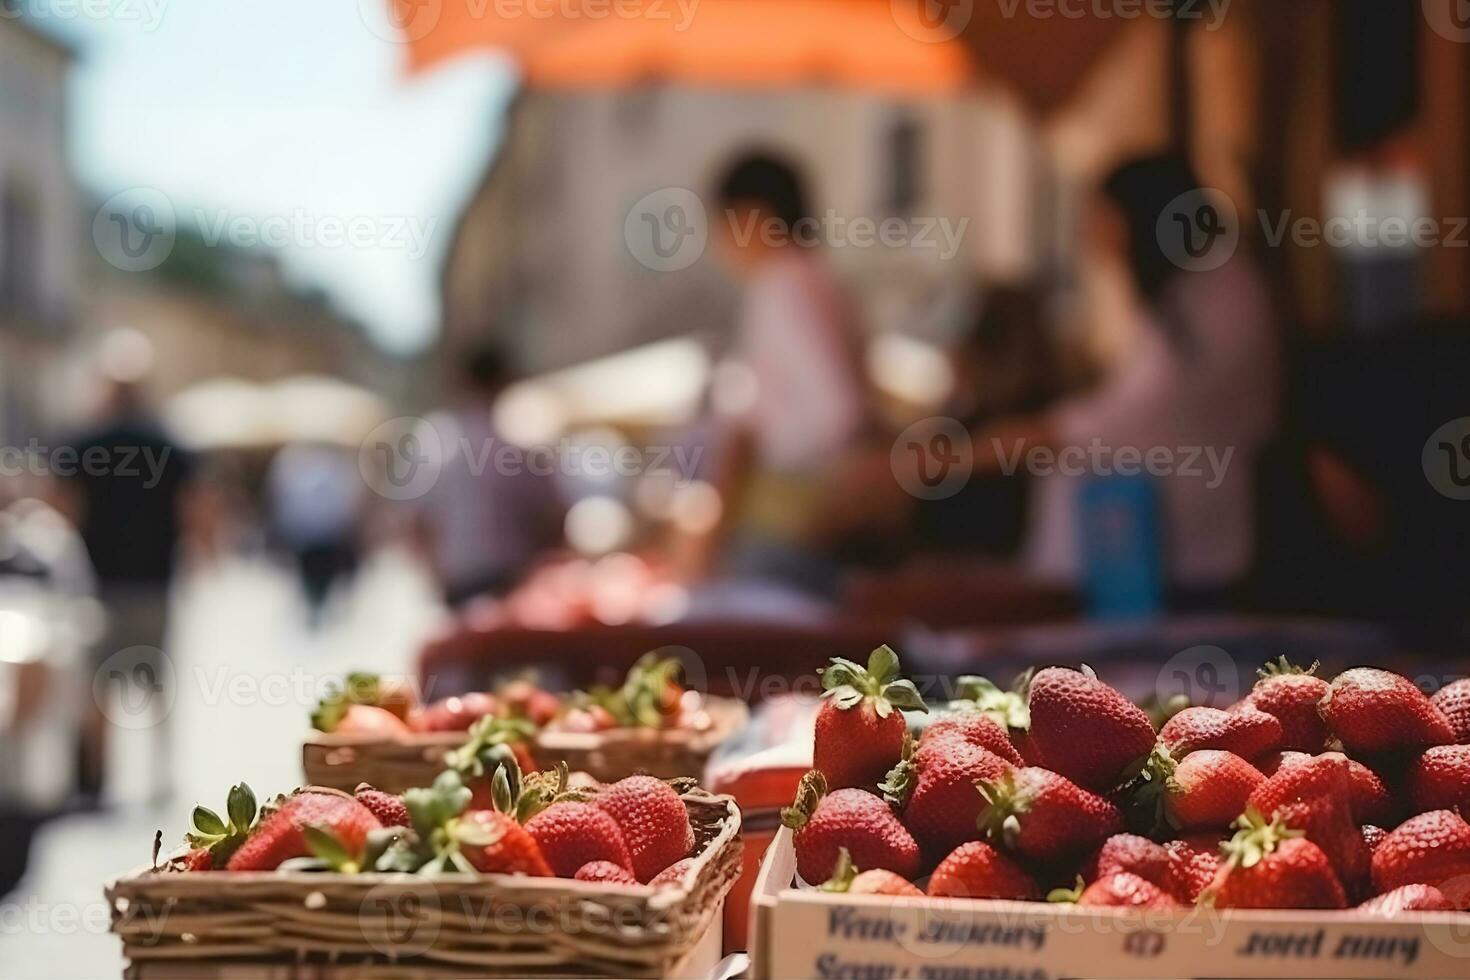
left=0, top=549, right=444, bottom=978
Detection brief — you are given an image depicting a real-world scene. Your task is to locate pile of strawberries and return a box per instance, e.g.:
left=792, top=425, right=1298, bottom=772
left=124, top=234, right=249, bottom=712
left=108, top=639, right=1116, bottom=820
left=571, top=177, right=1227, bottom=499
left=171, top=757, right=701, bottom=889
left=786, top=647, right=1470, bottom=913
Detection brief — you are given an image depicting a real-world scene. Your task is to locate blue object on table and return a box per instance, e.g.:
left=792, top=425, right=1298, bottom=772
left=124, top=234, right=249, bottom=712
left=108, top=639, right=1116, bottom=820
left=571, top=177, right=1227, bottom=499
left=1078, top=475, right=1164, bottom=620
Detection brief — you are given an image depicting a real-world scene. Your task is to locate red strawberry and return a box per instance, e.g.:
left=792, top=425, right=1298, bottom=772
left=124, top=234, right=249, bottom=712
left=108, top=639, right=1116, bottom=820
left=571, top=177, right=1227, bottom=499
left=453, top=809, right=552, bottom=876
left=1371, top=810, right=1470, bottom=909
left=820, top=849, right=923, bottom=897
left=1021, top=666, right=1155, bottom=792
left=1207, top=810, right=1347, bottom=909
left=1430, top=678, right=1470, bottom=743
left=1134, top=747, right=1263, bottom=833
left=926, top=841, right=1041, bottom=900
left=499, top=680, right=561, bottom=726
left=410, top=692, right=501, bottom=732
left=1243, top=657, right=1331, bottom=753
left=920, top=712, right=1024, bottom=765
left=525, top=801, right=633, bottom=878
left=1246, top=752, right=1371, bottom=894
left=353, top=784, right=410, bottom=829
left=814, top=647, right=927, bottom=791
left=648, top=857, right=697, bottom=889
left=1076, top=872, right=1183, bottom=908
left=883, top=738, right=1014, bottom=857
left=1342, top=758, right=1397, bottom=827
left=184, top=783, right=260, bottom=869
left=1164, top=833, right=1224, bottom=903
left=227, top=790, right=381, bottom=871
left=976, top=767, right=1123, bottom=863
left=1253, top=750, right=1307, bottom=777
left=1360, top=824, right=1387, bottom=855
left=1406, top=744, right=1470, bottom=813
left=595, top=775, right=694, bottom=883
left=1319, top=667, right=1454, bottom=754
left=1159, top=705, right=1282, bottom=760
left=782, top=771, right=920, bottom=884
left=575, top=860, right=638, bottom=885
left=1081, top=834, right=1177, bottom=895
left=1357, top=884, right=1455, bottom=915
left=178, top=847, right=214, bottom=872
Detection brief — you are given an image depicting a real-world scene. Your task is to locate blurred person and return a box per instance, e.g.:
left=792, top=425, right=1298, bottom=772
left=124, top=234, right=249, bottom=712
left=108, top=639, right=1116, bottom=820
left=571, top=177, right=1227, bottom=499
left=57, top=377, right=195, bottom=803
left=265, top=442, right=364, bottom=622
left=416, top=346, right=566, bottom=608
left=972, top=154, right=1280, bottom=607
left=701, top=150, right=869, bottom=595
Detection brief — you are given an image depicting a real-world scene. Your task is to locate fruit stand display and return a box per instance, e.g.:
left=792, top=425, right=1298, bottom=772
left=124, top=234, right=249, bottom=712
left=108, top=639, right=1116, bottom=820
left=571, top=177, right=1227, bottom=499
left=105, top=757, right=742, bottom=979
left=302, top=656, right=747, bottom=793
left=744, top=648, right=1470, bottom=979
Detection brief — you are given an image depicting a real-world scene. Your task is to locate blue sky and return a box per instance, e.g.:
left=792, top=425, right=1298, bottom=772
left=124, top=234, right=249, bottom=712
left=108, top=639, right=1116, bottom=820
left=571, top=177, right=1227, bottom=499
left=45, top=0, right=517, bottom=353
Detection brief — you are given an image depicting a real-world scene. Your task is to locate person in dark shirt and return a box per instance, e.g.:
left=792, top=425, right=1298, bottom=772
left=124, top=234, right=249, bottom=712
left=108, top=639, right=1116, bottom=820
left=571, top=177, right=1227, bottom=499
left=61, top=378, right=194, bottom=803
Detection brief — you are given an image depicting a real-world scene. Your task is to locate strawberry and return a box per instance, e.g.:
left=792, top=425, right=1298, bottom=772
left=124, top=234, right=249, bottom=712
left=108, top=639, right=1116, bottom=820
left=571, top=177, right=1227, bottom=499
left=499, top=679, right=562, bottom=726
left=1406, top=744, right=1470, bottom=813
left=183, top=783, right=260, bottom=869
left=975, top=767, right=1123, bottom=863
left=1357, top=884, right=1455, bottom=915
left=1206, top=810, right=1347, bottom=909
left=920, top=712, right=1024, bottom=766
left=322, top=703, right=412, bottom=737
left=926, top=840, right=1041, bottom=900
left=525, top=801, right=633, bottom=878
left=783, top=771, right=920, bottom=884
left=882, top=736, right=1014, bottom=858
left=1159, top=705, right=1281, bottom=761
left=820, top=848, right=923, bottom=897
left=1021, top=666, right=1155, bottom=792
left=595, top=775, right=695, bottom=883
left=1242, top=657, right=1331, bottom=753
left=1319, top=667, right=1455, bottom=754
left=1371, top=810, right=1470, bottom=909
left=1342, top=758, right=1397, bottom=827
left=227, top=790, right=381, bottom=871
left=1066, top=872, right=1183, bottom=909
left=648, top=857, right=697, bottom=889
left=1360, top=824, right=1387, bottom=855
left=354, top=784, right=410, bottom=829
left=178, top=847, right=215, bottom=872
left=311, top=672, right=416, bottom=731
left=1430, top=677, right=1470, bottom=743
left=1246, top=752, right=1371, bottom=894
left=1132, top=746, right=1264, bottom=833
left=1080, top=834, right=1177, bottom=895
left=410, top=692, right=501, bottom=732
left=1164, top=833, right=1224, bottom=902
left=443, top=716, right=539, bottom=808
left=453, top=809, right=552, bottom=876
left=575, top=860, right=638, bottom=885
left=813, top=646, right=927, bottom=791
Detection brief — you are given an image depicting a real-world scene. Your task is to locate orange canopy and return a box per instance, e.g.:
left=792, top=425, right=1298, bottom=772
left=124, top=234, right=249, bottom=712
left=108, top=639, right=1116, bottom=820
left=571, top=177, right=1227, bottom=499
left=395, top=0, right=975, bottom=96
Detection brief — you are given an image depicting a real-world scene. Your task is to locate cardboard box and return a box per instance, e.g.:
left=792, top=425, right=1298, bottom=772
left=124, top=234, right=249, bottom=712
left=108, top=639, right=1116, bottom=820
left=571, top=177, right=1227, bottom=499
left=750, top=827, right=1470, bottom=979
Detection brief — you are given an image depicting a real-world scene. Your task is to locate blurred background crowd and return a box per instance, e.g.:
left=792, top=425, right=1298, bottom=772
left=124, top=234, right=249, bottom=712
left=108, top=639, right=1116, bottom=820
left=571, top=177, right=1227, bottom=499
left=2, top=1, right=1470, bottom=973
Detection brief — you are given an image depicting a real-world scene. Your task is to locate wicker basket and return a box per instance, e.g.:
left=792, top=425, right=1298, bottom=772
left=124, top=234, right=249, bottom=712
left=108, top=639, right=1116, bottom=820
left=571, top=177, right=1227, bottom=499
left=302, top=697, right=748, bottom=793
left=106, top=791, right=741, bottom=979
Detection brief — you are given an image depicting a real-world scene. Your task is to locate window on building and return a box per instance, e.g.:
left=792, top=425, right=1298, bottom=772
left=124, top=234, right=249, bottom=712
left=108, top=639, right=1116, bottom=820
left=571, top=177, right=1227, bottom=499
left=885, top=114, right=922, bottom=216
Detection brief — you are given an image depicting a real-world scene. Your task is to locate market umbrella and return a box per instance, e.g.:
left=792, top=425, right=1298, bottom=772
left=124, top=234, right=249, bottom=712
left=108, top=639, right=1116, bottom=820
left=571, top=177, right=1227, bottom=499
left=395, top=0, right=974, bottom=96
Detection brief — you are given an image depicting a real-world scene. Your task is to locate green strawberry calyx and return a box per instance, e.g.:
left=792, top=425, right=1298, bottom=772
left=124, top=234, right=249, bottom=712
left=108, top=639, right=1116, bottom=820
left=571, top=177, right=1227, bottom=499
left=820, top=646, right=928, bottom=718
left=780, top=770, right=829, bottom=831
left=878, top=732, right=918, bottom=809
left=975, top=771, right=1033, bottom=851
left=184, top=782, right=259, bottom=868
left=952, top=674, right=1030, bottom=730
left=1046, top=875, right=1087, bottom=904
left=1123, top=744, right=1183, bottom=836
left=1220, top=808, right=1304, bottom=872
left=444, top=716, right=537, bottom=780
left=283, top=824, right=404, bottom=874
left=310, top=672, right=388, bottom=732
left=1257, top=656, right=1319, bottom=681
left=819, top=848, right=859, bottom=893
